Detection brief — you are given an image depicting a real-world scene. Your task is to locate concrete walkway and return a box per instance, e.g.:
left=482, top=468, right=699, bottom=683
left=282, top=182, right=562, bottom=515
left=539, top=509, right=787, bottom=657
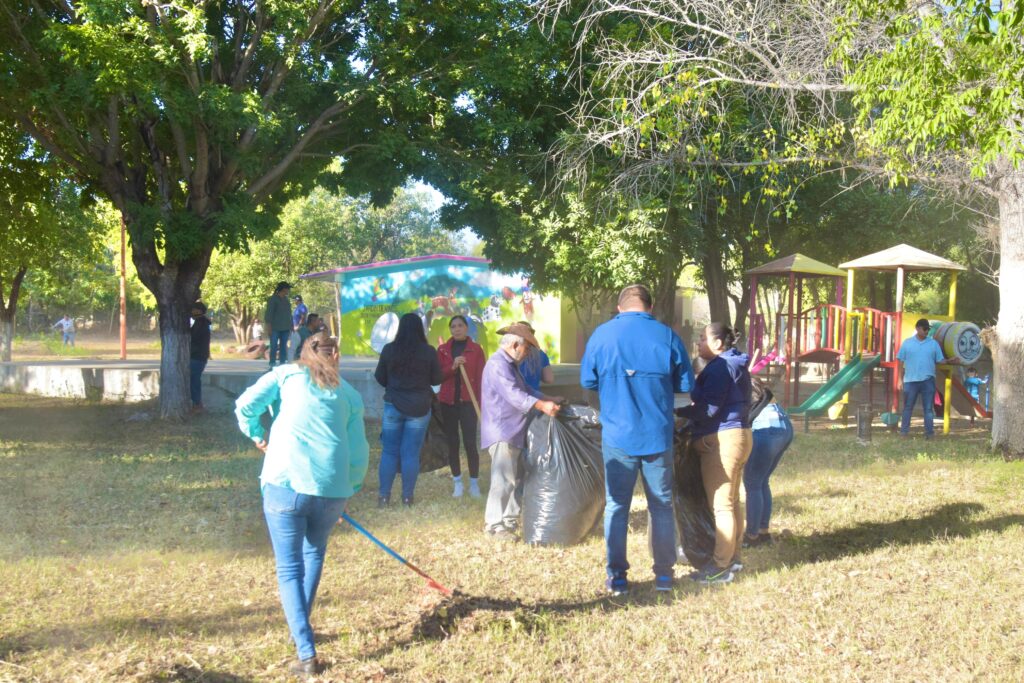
left=0, top=358, right=587, bottom=419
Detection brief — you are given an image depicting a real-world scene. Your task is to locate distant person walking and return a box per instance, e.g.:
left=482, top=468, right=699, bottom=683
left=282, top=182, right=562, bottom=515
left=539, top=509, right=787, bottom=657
left=52, top=315, right=75, bottom=347
left=438, top=315, right=485, bottom=498
left=235, top=331, right=369, bottom=679
left=897, top=318, right=959, bottom=438
left=251, top=320, right=264, bottom=341
left=265, top=281, right=292, bottom=369
left=676, top=323, right=752, bottom=585
left=189, top=302, right=211, bottom=414
left=374, top=313, right=443, bottom=507
left=480, top=323, right=562, bottom=539
left=742, top=378, right=793, bottom=547
left=580, top=284, right=694, bottom=595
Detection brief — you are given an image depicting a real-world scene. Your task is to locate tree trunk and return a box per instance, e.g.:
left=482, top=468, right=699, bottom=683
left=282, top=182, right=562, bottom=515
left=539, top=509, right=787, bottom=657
left=703, top=242, right=732, bottom=326
left=992, top=171, right=1024, bottom=456
left=0, top=266, right=28, bottom=363
left=128, top=219, right=211, bottom=420
left=651, top=263, right=679, bottom=326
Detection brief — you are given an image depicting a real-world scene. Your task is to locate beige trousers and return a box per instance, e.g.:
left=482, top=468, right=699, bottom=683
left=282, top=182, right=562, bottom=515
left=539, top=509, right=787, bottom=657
left=694, top=428, right=753, bottom=569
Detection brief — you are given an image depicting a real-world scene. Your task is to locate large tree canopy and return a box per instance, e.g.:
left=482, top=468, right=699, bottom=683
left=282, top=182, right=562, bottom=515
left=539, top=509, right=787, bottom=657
left=0, top=0, right=502, bottom=416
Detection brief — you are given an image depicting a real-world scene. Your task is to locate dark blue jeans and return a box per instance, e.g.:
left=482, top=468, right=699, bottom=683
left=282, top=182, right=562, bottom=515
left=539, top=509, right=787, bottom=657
left=603, top=445, right=676, bottom=579
left=378, top=402, right=430, bottom=500
left=189, top=358, right=207, bottom=406
left=743, top=420, right=794, bottom=534
left=262, top=482, right=346, bottom=661
left=901, top=377, right=937, bottom=435
left=269, top=329, right=290, bottom=366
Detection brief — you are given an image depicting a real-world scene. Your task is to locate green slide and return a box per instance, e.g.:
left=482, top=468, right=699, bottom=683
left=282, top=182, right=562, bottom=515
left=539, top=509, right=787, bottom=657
left=789, top=352, right=882, bottom=417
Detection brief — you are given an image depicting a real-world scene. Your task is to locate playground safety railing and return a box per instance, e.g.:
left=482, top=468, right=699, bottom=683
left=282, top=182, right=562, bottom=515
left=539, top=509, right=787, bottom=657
left=853, top=307, right=899, bottom=362
left=795, top=304, right=848, bottom=357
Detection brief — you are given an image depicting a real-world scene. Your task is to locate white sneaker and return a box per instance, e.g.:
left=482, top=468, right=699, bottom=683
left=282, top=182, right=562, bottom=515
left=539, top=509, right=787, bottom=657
left=452, top=480, right=464, bottom=498
left=469, top=478, right=481, bottom=498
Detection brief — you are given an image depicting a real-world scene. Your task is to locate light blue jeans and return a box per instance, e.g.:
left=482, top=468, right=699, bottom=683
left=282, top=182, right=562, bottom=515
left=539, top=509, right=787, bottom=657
left=743, top=419, right=794, bottom=534
left=378, top=402, right=430, bottom=500
left=262, top=482, right=346, bottom=661
left=603, top=444, right=676, bottom=580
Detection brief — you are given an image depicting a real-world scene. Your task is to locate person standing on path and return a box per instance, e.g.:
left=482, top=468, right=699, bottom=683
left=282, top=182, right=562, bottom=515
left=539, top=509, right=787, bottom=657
left=374, top=313, right=443, bottom=507
left=51, top=314, right=75, bottom=347
left=580, top=284, right=694, bottom=595
left=897, top=318, right=959, bottom=438
left=234, top=331, right=369, bottom=679
left=189, top=302, right=212, bottom=414
left=265, top=281, right=293, bottom=369
left=438, top=315, right=485, bottom=499
left=676, top=323, right=753, bottom=585
left=480, top=324, right=563, bottom=540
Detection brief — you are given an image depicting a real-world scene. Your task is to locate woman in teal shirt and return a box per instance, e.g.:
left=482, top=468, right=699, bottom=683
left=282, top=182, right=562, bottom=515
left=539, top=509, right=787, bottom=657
left=235, top=331, right=369, bottom=678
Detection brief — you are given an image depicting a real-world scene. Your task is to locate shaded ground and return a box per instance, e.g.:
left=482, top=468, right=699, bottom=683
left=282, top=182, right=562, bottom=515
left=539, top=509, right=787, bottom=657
left=1, top=394, right=1022, bottom=682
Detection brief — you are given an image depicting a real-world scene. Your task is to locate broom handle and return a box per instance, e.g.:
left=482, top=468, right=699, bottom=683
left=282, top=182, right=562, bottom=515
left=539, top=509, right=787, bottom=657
left=459, top=364, right=482, bottom=421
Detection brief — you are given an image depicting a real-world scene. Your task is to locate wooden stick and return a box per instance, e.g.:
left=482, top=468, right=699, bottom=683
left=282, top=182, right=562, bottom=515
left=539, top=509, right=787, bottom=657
left=459, top=364, right=482, bottom=420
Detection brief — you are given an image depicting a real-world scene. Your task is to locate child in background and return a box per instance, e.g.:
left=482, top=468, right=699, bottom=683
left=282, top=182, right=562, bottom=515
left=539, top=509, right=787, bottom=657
left=963, top=367, right=989, bottom=424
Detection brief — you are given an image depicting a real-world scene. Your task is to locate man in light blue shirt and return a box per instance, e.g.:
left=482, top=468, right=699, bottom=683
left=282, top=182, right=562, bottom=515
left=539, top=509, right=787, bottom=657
left=580, top=284, right=694, bottom=595
left=896, top=318, right=958, bottom=438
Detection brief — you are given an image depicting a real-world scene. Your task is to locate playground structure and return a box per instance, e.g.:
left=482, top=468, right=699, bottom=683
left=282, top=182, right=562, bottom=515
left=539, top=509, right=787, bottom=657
left=746, top=253, right=847, bottom=407
left=749, top=245, right=988, bottom=433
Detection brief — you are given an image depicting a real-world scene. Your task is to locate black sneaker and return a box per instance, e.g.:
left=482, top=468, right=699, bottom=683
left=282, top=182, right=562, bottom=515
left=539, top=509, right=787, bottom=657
left=377, top=495, right=390, bottom=508
left=402, top=496, right=414, bottom=507
left=288, top=656, right=320, bottom=679
left=689, top=564, right=735, bottom=585
left=605, top=575, right=629, bottom=596
left=486, top=527, right=518, bottom=541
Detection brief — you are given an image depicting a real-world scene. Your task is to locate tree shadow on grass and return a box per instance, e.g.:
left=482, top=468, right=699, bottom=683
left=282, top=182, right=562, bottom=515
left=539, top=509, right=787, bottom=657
left=0, top=604, right=278, bottom=661
left=774, top=501, right=1024, bottom=566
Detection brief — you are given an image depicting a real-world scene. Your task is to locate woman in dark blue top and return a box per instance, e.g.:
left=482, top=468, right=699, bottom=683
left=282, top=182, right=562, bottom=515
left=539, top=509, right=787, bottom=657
left=676, top=322, right=752, bottom=584
left=374, top=313, right=443, bottom=506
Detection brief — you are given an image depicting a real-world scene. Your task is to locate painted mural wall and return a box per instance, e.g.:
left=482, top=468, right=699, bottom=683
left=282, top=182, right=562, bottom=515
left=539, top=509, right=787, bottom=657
left=341, top=262, right=562, bottom=360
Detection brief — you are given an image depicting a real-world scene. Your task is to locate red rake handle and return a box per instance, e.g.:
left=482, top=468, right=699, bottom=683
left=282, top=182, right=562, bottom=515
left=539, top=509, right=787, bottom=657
left=342, top=513, right=453, bottom=596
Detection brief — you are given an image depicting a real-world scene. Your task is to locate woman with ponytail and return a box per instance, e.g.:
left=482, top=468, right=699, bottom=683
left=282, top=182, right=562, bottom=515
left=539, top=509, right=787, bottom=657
left=676, top=322, right=752, bottom=585
left=235, top=331, right=369, bottom=678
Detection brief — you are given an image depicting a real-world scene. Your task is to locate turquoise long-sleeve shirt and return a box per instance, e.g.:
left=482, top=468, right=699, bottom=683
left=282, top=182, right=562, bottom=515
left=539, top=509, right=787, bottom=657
left=235, top=365, right=370, bottom=499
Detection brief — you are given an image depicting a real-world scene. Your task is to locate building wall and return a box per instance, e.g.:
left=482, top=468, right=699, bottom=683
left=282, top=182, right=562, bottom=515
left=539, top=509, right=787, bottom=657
left=339, top=262, right=564, bottom=360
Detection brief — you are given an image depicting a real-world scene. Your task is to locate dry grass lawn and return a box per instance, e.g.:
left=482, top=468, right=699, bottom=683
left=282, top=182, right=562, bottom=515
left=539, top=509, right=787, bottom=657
left=0, top=394, right=1022, bottom=682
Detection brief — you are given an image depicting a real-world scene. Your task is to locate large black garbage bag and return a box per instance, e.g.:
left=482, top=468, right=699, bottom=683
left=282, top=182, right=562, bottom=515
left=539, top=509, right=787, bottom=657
left=522, top=405, right=605, bottom=546
left=674, top=429, right=716, bottom=568
left=418, top=396, right=450, bottom=473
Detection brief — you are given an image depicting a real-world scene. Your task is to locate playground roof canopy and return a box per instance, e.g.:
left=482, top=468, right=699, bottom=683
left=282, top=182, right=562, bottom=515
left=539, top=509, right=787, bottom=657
left=745, top=253, right=846, bottom=278
left=839, top=244, right=966, bottom=272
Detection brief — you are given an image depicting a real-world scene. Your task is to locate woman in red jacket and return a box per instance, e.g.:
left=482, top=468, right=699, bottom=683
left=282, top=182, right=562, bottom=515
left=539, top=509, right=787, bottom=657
left=437, top=315, right=485, bottom=498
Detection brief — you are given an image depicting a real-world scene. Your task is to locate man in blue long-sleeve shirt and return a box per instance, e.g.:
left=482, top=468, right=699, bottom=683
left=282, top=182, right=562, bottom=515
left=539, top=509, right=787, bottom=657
left=580, top=284, right=694, bottom=595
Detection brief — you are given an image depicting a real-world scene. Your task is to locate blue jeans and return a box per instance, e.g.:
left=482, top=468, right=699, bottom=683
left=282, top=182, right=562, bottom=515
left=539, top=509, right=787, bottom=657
left=743, top=420, right=794, bottom=534
left=62, top=331, right=75, bottom=346
left=901, top=377, right=936, bottom=435
left=378, top=403, right=430, bottom=500
left=603, top=445, right=676, bottom=579
left=269, top=329, right=290, bottom=366
left=189, top=358, right=207, bottom=406
left=262, top=482, right=347, bottom=661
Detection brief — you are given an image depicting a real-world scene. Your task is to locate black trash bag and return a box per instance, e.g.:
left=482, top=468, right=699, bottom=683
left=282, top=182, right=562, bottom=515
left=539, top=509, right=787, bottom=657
left=418, top=396, right=450, bottom=473
left=673, top=429, right=716, bottom=568
left=522, top=404, right=605, bottom=546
